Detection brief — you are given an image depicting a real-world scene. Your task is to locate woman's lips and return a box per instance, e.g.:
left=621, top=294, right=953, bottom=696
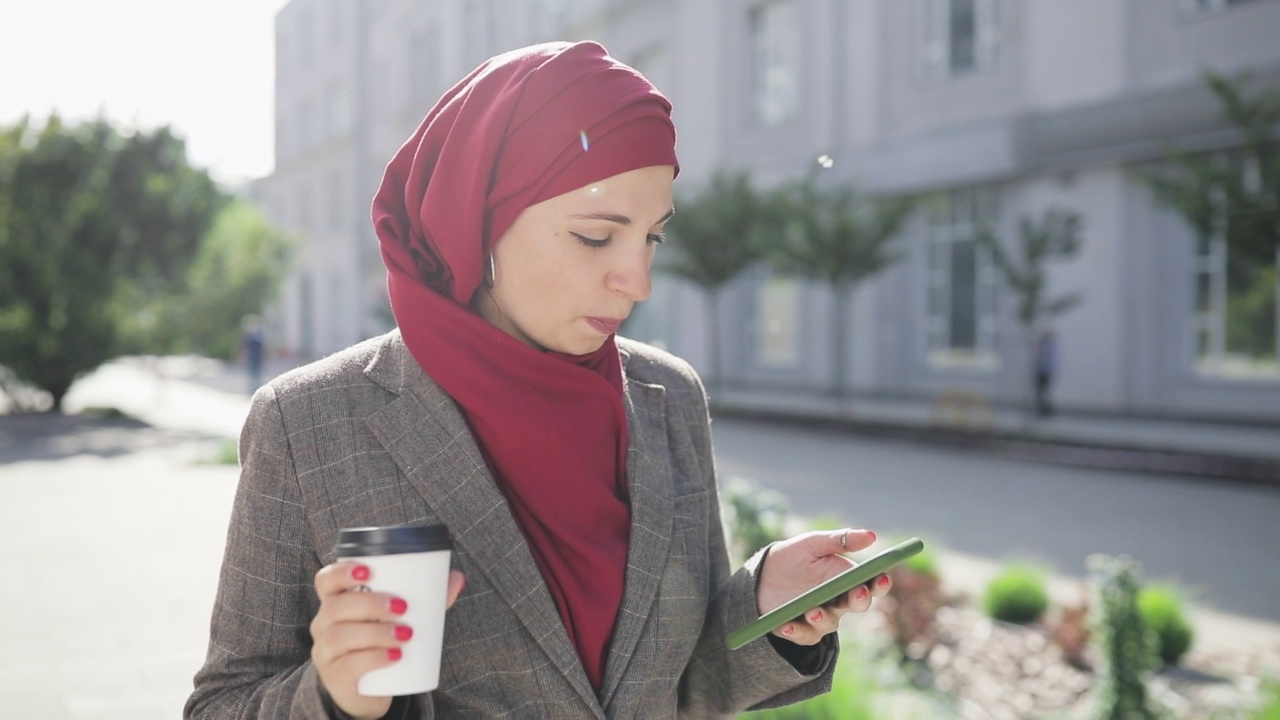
left=585, top=317, right=622, bottom=335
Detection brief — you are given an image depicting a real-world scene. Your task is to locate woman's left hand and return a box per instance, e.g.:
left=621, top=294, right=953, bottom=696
left=755, top=529, right=892, bottom=646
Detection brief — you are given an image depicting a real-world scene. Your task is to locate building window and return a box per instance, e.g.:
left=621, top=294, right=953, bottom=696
left=1191, top=158, right=1278, bottom=379
left=749, top=0, right=799, bottom=127
left=409, top=27, right=442, bottom=108
left=464, top=1, right=492, bottom=68
left=297, top=10, right=313, bottom=70
left=757, top=276, right=801, bottom=367
left=327, top=84, right=350, bottom=139
left=297, top=182, right=314, bottom=235
left=329, top=171, right=345, bottom=231
left=925, top=188, right=1000, bottom=368
left=297, top=99, right=312, bottom=152
left=629, top=44, right=670, bottom=99
left=920, top=0, right=999, bottom=78
left=329, top=0, right=345, bottom=45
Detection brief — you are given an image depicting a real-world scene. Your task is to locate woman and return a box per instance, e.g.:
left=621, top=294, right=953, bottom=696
left=186, top=41, right=889, bottom=720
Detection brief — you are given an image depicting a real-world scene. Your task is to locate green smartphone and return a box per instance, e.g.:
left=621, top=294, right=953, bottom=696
left=725, top=537, right=926, bottom=650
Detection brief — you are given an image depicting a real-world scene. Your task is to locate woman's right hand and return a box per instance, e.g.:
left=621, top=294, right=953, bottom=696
left=311, top=562, right=467, bottom=720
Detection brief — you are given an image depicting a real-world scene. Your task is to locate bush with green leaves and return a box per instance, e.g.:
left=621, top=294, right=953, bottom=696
left=1137, top=585, right=1194, bottom=666
left=881, top=540, right=945, bottom=657
left=983, top=563, right=1050, bottom=624
left=1089, top=554, right=1161, bottom=720
left=719, top=476, right=789, bottom=566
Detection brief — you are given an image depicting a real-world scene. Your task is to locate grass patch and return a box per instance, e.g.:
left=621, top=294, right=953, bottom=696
left=739, top=630, right=953, bottom=719
left=1247, top=680, right=1280, bottom=719
left=197, top=438, right=240, bottom=466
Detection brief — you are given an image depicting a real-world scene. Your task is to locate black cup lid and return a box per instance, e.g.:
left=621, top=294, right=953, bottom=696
left=333, top=524, right=453, bottom=557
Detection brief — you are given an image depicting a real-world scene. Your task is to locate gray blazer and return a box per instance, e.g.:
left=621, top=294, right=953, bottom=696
left=186, top=331, right=834, bottom=719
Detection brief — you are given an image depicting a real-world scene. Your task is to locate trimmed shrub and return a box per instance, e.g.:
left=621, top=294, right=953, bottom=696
left=719, top=476, right=789, bottom=566
left=1137, top=585, right=1194, bottom=666
left=1089, top=554, right=1160, bottom=720
left=983, top=563, right=1050, bottom=624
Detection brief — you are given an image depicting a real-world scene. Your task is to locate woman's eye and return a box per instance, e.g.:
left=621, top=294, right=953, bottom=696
left=571, top=232, right=609, bottom=248
left=647, top=232, right=667, bottom=245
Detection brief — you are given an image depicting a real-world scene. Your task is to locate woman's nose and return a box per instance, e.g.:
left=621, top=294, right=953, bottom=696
left=607, top=249, right=653, bottom=302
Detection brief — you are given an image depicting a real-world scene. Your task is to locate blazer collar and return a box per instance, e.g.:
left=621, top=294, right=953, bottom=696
left=599, top=349, right=674, bottom=709
left=362, top=334, right=682, bottom=714
left=363, top=332, right=602, bottom=714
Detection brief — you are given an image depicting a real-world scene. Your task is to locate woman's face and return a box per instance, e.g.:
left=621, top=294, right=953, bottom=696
left=473, top=165, right=675, bottom=355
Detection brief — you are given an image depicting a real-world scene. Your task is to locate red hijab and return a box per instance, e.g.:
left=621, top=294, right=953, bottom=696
left=371, top=41, right=678, bottom=690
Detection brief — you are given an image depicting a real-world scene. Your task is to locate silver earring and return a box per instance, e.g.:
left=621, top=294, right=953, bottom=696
left=484, top=253, right=497, bottom=288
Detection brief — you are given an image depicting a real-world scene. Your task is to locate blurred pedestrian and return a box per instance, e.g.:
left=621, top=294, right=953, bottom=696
left=1035, top=327, right=1057, bottom=417
left=188, top=41, right=891, bottom=720
left=240, top=315, right=265, bottom=394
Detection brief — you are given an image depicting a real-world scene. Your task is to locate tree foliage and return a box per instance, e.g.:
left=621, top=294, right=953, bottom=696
left=771, top=172, right=915, bottom=288
left=663, top=170, right=776, bottom=292
left=1143, top=73, right=1279, bottom=364
left=0, top=115, right=226, bottom=410
left=1145, top=71, right=1279, bottom=267
left=662, top=170, right=778, bottom=386
left=770, top=170, right=915, bottom=393
left=978, top=207, right=1084, bottom=330
left=115, top=199, right=294, bottom=360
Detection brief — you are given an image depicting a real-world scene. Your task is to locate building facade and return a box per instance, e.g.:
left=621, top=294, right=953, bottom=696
left=261, top=0, right=1280, bottom=423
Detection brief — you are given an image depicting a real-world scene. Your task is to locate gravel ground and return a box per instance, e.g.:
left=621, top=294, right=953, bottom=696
left=849, top=597, right=1280, bottom=719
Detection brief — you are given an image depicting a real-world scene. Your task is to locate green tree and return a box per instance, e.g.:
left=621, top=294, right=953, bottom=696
left=771, top=170, right=914, bottom=395
left=662, top=170, right=776, bottom=388
left=977, top=208, right=1084, bottom=414
left=0, top=115, right=225, bottom=410
left=118, top=199, right=294, bottom=359
left=1143, top=72, right=1279, bottom=369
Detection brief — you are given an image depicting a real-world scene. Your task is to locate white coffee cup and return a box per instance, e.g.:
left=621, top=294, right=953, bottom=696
left=333, top=524, right=454, bottom=696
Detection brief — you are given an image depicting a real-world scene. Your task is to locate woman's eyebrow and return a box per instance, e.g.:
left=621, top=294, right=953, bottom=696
left=570, top=207, right=676, bottom=226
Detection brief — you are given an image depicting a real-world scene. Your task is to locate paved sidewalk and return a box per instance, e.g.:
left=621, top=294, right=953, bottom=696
left=715, top=386, right=1280, bottom=483
left=0, top=425, right=237, bottom=719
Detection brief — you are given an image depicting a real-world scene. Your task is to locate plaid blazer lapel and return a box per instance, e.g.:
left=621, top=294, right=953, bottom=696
left=599, top=363, right=674, bottom=709
left=363, top=335, right=603, bottom=716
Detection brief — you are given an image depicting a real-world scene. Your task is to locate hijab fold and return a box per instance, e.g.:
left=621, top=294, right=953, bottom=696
left=371, top=41, right=678, bottom=691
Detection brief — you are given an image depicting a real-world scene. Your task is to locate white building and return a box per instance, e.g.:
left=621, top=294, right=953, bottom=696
left=261, top=0, right=1280, bottom=423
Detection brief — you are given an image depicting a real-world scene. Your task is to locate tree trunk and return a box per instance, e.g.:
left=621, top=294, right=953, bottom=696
left=833, top=281, right=852, bottom=397
left=708, top=288, right=723, bottom=391
left=48, top=381, right=71, bottom=414
left=1025, top=327, right=1039, bottom=425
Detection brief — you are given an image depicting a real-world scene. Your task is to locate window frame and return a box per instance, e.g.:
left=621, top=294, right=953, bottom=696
left=918, top=0, right=1000, bottom=80
left=1189, top=155, right=1280, bottom=381
left=924, top=187, right=1002, bottom=370
left=748, top=0, right=800, bottom=128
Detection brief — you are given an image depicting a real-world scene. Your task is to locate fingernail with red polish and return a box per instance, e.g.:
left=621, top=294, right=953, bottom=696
left=387, top=647, right=402, bottom=661
left=389, top=597, right=408, bottom=615
left=395, top=625, right=413, bottom=641
left=808, top=610, right=823, bottom=623
left=856, top=586, right=870, bottom=602
left=866, top=530, right=877, bottom=543
left=877, top=574, right=891, bottom=588
left=782, top=625, right=794, bottom=636
left=351, top=565, right=370, bottom=582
